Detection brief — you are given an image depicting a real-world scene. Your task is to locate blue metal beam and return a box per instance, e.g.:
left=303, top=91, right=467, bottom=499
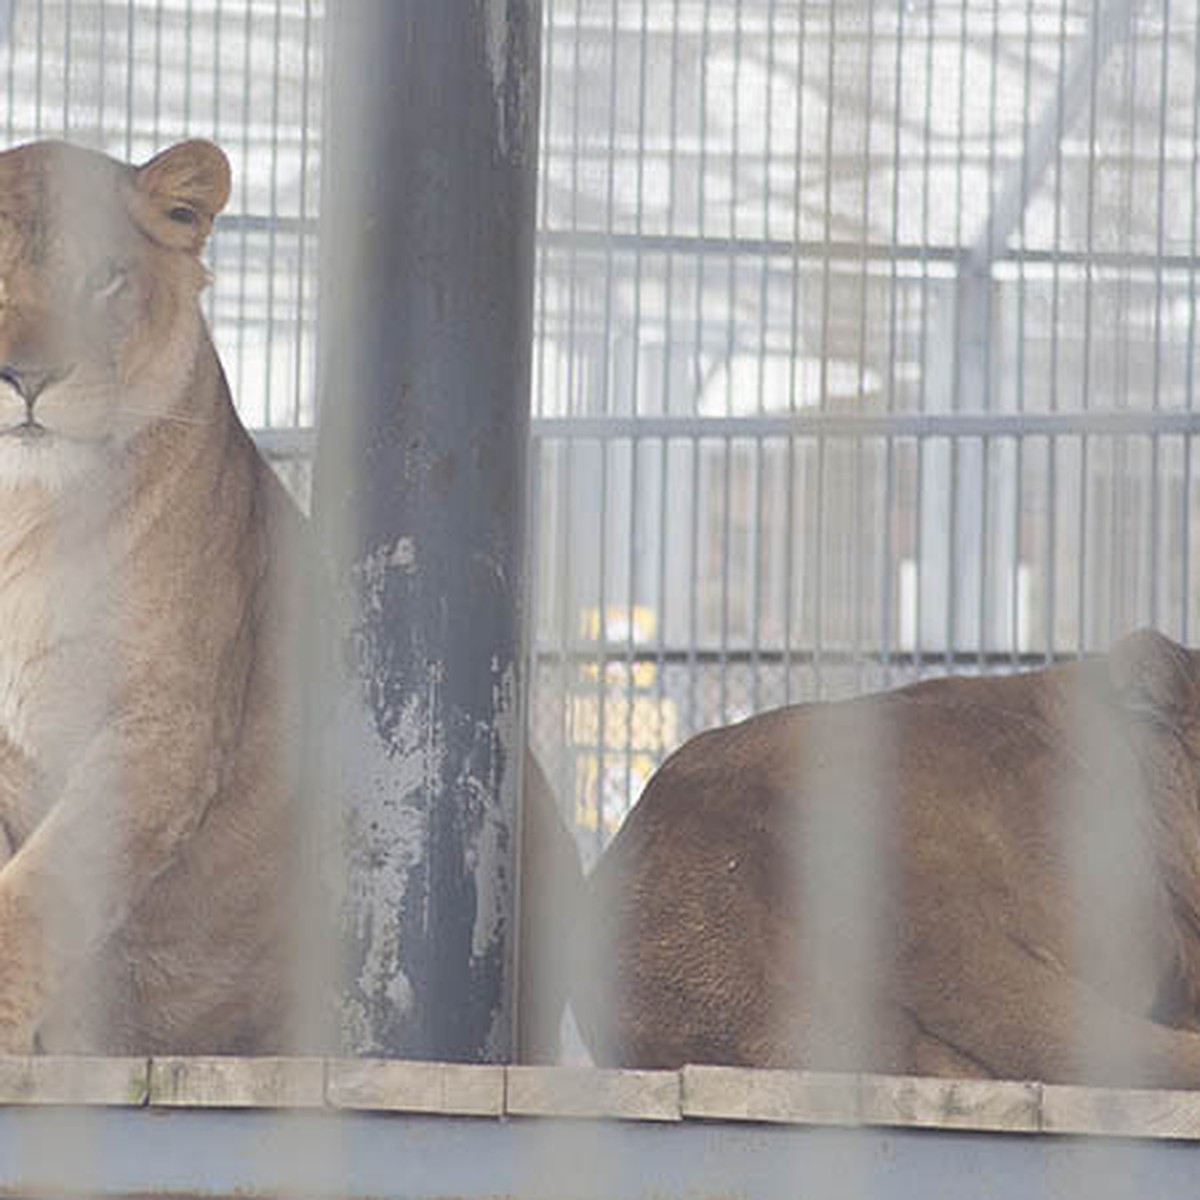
left=0, top=1107, right=1194, bottom=1199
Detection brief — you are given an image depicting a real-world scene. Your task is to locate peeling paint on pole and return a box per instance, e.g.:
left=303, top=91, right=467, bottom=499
left=314, top=0, right=540, bottom=1062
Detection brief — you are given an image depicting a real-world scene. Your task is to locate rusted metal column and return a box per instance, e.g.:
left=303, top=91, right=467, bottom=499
left=313, top=0, right=540, bottom=1061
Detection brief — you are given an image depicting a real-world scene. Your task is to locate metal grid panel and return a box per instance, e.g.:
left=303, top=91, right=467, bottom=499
left=530, top=0, right=1200, bottom=851
left=3, top=2, right=1197, bottom=854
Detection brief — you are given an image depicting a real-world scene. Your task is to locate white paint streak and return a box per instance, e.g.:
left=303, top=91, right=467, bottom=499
left=477, top=0, right=534, bottom=163
left=335, top=685, right=432, bottom=1052
left=465, top=660, right=518, bottom=964
left=335, top=549, right=446, bottom=1055
left=480, top=0, right=511, bottom=119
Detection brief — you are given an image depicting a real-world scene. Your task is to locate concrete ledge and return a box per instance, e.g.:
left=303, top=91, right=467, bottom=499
left=0, top=1055, right=148, bottom=1106
left=0, top=1057, right=1197, bottom=1142
left=149, top=1055, right=325, bottom=1109
left=328, top=1058, right=504, bottom=1117
left=1042, top=1083, right=1200, bottom=1139
left=506, top=1066, right=682, bottom=1122
left=681, top=1067, right=1041, bottom=1134
left=682, top=1065, right=858, bottom=1125
left=862, top=1074, right=1042, bottom=1133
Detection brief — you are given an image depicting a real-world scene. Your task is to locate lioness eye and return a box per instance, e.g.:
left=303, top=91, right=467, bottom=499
left=86, top=261, right=128, bottom=302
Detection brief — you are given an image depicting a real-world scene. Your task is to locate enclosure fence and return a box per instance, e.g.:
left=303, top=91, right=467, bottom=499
left=4, top=0, right=1200, bottom=857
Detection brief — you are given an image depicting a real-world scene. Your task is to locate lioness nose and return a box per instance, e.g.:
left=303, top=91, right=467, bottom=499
left=0, top=365, right=69, bottom=406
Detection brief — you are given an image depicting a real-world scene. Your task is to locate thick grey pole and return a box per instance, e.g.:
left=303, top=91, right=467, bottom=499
left=313, top=1, right=540, bottom=1061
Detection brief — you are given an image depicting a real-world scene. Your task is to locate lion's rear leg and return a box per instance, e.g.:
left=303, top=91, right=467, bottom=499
left=900, top=911, right=1200, bottom=1088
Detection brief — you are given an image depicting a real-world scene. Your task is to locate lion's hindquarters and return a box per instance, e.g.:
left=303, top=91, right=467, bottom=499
left=580, top=657, right=1200, bottom=1086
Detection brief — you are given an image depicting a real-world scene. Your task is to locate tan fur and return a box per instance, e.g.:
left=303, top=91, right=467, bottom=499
left=0, top=139, right=301, bottom=1053
left=577, top=630, right=1200, bottom=1087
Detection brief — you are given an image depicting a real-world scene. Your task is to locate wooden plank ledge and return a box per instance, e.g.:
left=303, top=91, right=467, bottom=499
left=0, top=1056, right=1195, bottom=1140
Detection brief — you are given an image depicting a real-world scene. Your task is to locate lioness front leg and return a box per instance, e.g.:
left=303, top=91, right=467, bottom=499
left=0, top=732, right=45, bottom=870
left=0, top=726, right=214, bottom=1053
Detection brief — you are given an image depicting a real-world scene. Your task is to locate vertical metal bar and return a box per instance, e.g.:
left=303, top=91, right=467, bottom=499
left=928, top=1, right=946, bottom=674
left=151, top=0, right=162, bottom=147
left=208, top=0, right=223, bottom=345
left=596, top=422, right=610, bottom=846
left=293, top=0, right=315, bottom=432
left=727, top=0, right=742, bottom=422
left=783, top=0, right=808, bottom=701
left=1079, top=0, right=1104, bottom=653
left=123, top=0, right=134, bottom=159
left=1150, top=0, right=1170, bottom=630
left=813, top=0, right=836, bottom=697
left=655, top=0, right=679, bottom=753
left=183, top=0, right=194, bottom=133
left=263, top=0, right=284, bottom=431
left=622, top=0, right=649, bottom=815
left=687, top=434, right=700, bottom=734
left=534, top=0, right=555, bottom=426
left=4, top=0, right=14, bottom=140
left=918, top=4, right=934, bottom=420
left=33, top=0, right=43, bottom=136
left=313, top=0, right=541, bottom=1061
left=752, top=431, right=765, bottom=708
left=96, top=0, right=106, bottom=144
left=533, top=0, right=555, bottom=807
left=1186, top=5, right=1200, bottom=642
left=719, top=437, right=731, bottom=722
left=722, top=0, right=739, bottom=725
left=689, top=0, right=711, bottom=735
left=751, top=0, right=774, bottom=713
left=595, top=0, right=619, bottom=846
left=1113, top=7, right=1139, bottom=638
left=61, top=0, right=71, bottom=136
left=979, top=0, right=1001, bottom=666
left=558, top=0, right=581, bottom=828
left=1046, top=0, right=1068, bottom=660
left=882, top=0, right=904, bottom=682
left=1012, top=0, right=1033, bottom=665
left=857, top=2, right=876, bottom=692
left=235, top=2, right=252, bottom=404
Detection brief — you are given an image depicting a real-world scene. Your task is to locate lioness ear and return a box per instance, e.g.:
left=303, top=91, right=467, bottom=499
left=1109, top=628, right=1198, bottom=725
left=130, top=140, right=231, bottom=252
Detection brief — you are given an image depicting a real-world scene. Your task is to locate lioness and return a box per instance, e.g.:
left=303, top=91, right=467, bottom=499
left=576, top=629, right=1200, bottom=1087
left=0, top=139, right=305, bottom=1053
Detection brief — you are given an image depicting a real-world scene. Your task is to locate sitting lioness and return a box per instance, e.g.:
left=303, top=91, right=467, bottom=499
left=0, top=139, right=305, bottom=1053
left=576, top=629, right=1200, bottom=1087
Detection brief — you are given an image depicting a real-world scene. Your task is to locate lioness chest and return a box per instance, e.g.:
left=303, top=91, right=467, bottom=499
left=0, top=488, right=122, bottom=788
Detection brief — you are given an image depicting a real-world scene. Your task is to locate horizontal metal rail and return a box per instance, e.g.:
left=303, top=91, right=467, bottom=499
left=217, top=217, right=1200, bottom=276
left=532, top=648, right=1073, bottom=670
left=529, top=410, right=1200, bottom=440
left=254, top=410, right=1200, bottom=458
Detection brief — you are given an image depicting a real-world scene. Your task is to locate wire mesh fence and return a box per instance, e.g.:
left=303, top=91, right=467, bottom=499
left=4, top=0, right=1200, bottom=862
left=530, top=0, right=1200, bottom=855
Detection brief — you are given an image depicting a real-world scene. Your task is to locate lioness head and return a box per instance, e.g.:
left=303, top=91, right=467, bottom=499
left=0, top=139, right=230, bottom=487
